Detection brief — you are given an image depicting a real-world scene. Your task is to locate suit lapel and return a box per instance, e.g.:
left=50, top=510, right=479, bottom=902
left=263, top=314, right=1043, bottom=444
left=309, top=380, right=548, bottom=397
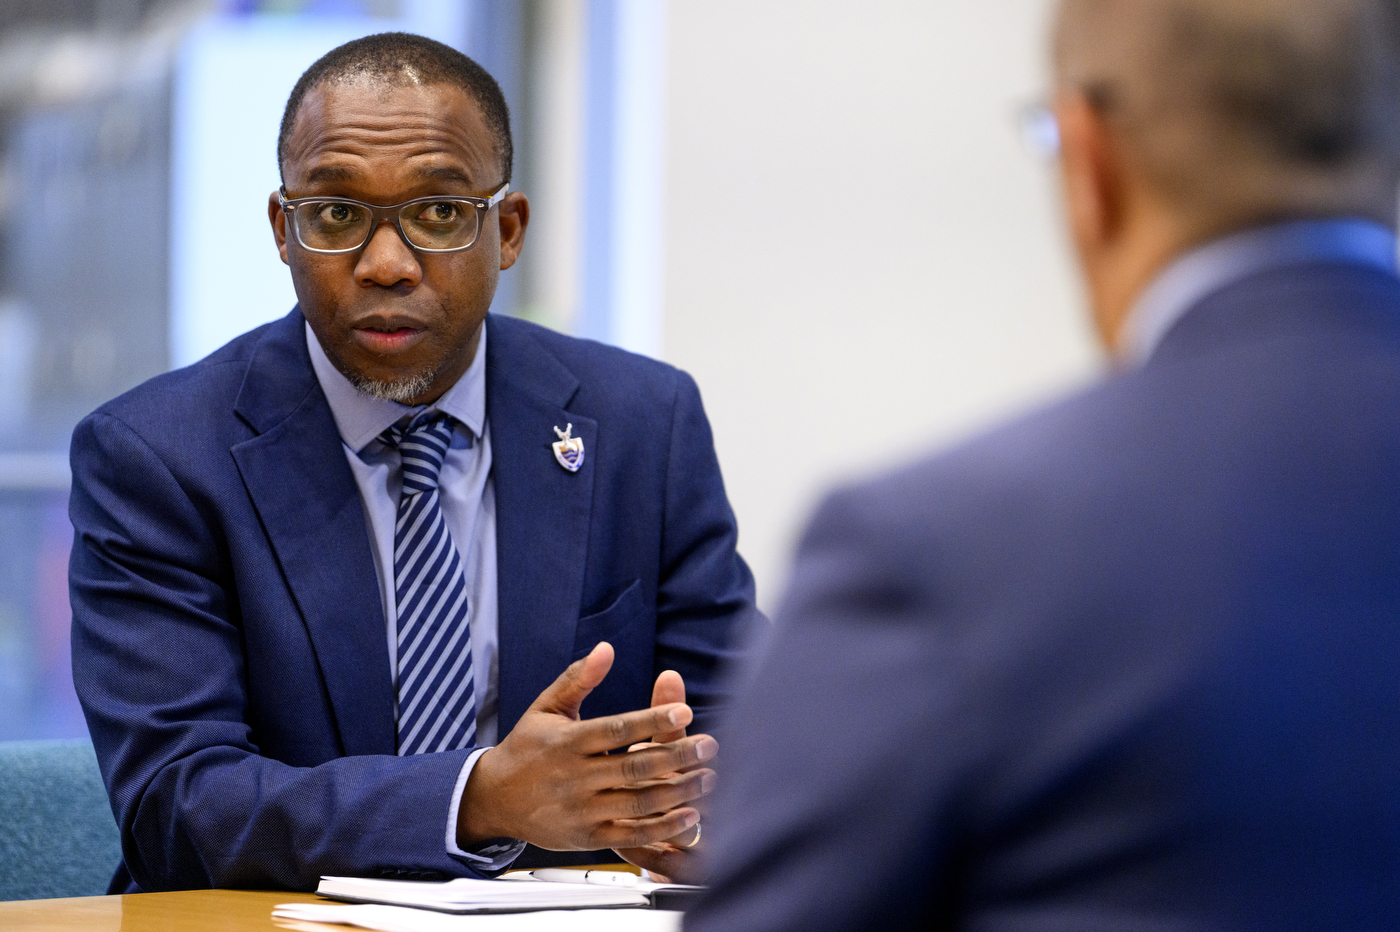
left=230, top=311, right=395, bottom=757
left=486, top=316, right=596, bottom=735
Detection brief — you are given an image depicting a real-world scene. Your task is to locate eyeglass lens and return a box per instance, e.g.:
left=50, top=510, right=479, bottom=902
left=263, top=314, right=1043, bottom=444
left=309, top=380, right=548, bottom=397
left=1018, top=103, right=1060, bottom=162
left=292, top=199, right=481, bottom=251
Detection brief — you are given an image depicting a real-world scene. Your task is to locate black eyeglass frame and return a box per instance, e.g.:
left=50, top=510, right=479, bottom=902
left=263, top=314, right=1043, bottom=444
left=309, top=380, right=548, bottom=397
left=277, top=181, right=510, bottom=255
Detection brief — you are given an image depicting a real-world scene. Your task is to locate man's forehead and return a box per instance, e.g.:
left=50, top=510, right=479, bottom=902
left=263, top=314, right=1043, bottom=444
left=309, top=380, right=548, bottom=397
left=285, top=78, right=497, bottom=182
left=295, top=77, right=484, bottom=136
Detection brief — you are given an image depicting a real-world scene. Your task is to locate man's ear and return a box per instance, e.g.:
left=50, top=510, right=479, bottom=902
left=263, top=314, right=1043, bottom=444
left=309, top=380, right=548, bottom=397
left=1056, top=93, right=1125, bottom=258
left=269, top=190, right=290, bottom=266
left=498, top=191, right=530, bottom=271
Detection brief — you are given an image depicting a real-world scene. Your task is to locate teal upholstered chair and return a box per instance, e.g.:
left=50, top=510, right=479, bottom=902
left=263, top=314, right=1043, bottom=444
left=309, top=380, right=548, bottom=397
left=0, top=738, right=121, bottom=901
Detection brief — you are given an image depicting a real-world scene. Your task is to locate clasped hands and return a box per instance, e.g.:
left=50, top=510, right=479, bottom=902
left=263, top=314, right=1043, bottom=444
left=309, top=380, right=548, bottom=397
left=457, top=642, right=710, bottom=883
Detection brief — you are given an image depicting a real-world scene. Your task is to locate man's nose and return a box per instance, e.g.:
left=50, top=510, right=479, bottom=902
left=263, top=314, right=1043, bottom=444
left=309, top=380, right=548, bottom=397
left=355, top=221, right=422, bottom=288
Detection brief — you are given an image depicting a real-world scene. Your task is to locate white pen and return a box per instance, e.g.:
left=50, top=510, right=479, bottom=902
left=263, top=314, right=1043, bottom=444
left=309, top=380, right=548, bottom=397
left=530, top=869, right=638, bottom=887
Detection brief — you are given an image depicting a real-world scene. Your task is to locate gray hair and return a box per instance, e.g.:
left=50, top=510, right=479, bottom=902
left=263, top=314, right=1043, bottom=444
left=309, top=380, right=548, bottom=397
left=348, top=370, right=435, bottom=404
left=1055, top=0, right=1400, bottom=225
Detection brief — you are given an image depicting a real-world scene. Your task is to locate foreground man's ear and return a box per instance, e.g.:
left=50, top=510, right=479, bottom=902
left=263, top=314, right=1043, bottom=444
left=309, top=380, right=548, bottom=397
left=1057, top=92, right=1127, bottom=268
left=269, top=190, right=291, bottom=266
left=1056, top=91, right=1140, bottom=351
left=498, top=191, right=530, bottom=270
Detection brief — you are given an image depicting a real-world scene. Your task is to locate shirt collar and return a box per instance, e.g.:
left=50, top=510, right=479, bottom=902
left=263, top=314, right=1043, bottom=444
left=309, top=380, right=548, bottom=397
left=306, top=320, right=488, bottom=453
left=1122, top=218, right=1399, bottom=366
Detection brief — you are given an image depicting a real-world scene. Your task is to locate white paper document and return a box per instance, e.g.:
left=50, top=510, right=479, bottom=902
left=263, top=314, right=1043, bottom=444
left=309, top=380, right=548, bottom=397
left=271, top=903, right=682, bottom=932
left=312, top=875, right=651, bottom=913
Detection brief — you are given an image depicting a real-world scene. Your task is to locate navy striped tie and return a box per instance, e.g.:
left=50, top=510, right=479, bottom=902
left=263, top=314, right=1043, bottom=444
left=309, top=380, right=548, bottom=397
left=382, top=412, right=478, bottom=756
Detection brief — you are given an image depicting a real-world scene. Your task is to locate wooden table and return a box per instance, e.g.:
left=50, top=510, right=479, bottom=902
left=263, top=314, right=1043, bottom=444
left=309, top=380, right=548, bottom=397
left=0, top=888, right=326, bottom=931
left=0, top=866, right=650, bottom=930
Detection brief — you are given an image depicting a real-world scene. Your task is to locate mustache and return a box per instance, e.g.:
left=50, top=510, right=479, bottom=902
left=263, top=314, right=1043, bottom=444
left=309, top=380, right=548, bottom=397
left=348, top=313, right=428, bottom=332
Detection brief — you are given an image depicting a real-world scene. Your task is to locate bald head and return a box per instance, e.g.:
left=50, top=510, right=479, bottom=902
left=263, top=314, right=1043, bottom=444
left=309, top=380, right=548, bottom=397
left=1054, top=0, right=1400, bottom=230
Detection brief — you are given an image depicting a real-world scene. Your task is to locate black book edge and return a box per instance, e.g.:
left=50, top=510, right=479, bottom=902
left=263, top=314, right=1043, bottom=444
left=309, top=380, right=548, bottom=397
left=648, top=886, right=707, bottom=912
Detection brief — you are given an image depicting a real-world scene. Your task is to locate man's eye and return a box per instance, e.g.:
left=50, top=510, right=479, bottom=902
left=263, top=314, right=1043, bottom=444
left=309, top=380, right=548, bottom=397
left=318, top=203, right=359, bottom=224
left=418, top=202, right=461, bottom=223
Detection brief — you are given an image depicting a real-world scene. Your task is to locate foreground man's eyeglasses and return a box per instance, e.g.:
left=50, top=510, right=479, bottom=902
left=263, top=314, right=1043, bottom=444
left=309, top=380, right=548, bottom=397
left=1018, top=102, right=1060, bottom=162
left=279, top=182, right=510, bottom=254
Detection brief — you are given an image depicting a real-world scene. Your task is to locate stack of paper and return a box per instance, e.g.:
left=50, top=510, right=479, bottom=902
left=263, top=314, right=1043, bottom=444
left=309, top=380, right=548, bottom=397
left=271, top=903, right=682, bottom=932
left=312, top=876, right=651, bottom=913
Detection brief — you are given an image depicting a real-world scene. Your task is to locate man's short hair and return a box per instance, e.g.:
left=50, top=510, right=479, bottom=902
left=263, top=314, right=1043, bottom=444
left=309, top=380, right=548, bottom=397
left=1056, top=0, right=1400, bottom=222
left=277, top=32, right=513, bottom=186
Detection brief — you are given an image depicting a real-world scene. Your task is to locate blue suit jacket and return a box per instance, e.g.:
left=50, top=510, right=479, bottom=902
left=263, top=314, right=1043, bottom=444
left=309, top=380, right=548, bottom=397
left=689, top=263, right=1400, bottom=931
left=69, top=310, right=758, bottom=893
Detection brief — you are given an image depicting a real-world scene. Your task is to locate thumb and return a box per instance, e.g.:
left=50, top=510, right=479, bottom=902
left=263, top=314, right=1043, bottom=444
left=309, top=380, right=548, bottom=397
left=531, top=642, right=615, bottom=718
left=651, top=670, right=687, bottom=743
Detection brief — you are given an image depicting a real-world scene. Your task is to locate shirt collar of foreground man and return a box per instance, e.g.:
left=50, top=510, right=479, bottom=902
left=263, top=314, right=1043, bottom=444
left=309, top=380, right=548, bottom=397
left=1123, top=217, right=1400, bottom=365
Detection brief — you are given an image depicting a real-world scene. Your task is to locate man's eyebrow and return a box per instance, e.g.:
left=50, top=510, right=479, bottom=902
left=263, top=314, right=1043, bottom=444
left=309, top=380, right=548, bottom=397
left=413, top=166, right=475, bottom=187
left=304, top=164, right=359, bottom=184
left=299, top=163, right=481, bottom=189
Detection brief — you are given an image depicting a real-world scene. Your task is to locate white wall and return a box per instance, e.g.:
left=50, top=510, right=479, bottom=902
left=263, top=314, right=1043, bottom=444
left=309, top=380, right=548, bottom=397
left=663, top=1, right=1101, bottom=611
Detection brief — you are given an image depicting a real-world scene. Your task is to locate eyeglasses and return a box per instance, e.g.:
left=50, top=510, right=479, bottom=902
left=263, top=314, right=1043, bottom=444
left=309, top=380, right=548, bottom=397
left=1018, top=102, right=1060, bottom=162
left=1017, top=84, right=1119, bottom=163
left=278, top=182, right=510, bottom=254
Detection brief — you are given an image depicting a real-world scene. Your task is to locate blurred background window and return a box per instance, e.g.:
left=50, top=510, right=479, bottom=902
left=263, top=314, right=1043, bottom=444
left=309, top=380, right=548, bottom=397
left=0, top=0, right=667, bottom=740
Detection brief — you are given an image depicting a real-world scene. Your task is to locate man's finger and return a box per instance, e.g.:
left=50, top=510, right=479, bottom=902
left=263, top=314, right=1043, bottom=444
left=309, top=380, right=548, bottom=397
left=598, top=735, right=717, bottom=788
left=590, top=808, right=700, bottom=850
left=573, top=702, right=693, bottom=755
left=671, top=823, right=701, bottom=849
left=592, top=768, right=715, bottom=821
left=579, top=735, right=717, bottom=792
left=612, top=842, right=702, bottom=885
left=623, top=737, right=710, bottom=781
left=529, top=642, right=615, bottom=717
left=650, top=670, right=687, bottom=744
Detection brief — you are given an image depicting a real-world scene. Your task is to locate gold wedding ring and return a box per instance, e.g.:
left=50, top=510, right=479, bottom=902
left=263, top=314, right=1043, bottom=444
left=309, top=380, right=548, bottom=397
left=682, top=822, right=702, bottom=848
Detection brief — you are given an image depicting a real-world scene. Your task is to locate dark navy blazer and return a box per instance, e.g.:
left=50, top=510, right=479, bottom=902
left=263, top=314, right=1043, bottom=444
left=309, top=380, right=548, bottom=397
left=69, top=310, right=759, bottom=893
left=690, top=263, right=1400, bottom=931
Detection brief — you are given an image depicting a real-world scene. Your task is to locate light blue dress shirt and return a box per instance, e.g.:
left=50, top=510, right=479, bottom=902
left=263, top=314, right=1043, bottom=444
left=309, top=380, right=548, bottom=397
left=1121, top=218, right=1400, bottom=365
left=306, top=322, right=524, bottom=869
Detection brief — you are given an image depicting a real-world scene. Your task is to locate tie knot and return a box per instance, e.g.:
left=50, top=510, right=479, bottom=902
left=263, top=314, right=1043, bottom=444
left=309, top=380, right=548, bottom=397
left=382, top=412, right=454, bottom=494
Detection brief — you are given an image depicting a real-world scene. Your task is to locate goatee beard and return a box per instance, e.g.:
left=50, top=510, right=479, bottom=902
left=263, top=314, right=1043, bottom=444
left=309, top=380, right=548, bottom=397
left=348, top=370, right=435, bottom=404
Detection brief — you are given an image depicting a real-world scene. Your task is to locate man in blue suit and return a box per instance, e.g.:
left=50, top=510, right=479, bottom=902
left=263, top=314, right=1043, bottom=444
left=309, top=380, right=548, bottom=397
left=69, top=34, right=756, bottom=893
left=689, top=0, right=1400, bottom=927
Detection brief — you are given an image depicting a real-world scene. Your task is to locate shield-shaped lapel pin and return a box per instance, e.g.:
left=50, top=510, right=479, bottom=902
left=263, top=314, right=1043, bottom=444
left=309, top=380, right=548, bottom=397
left=552, top=423, right=585, bottom=473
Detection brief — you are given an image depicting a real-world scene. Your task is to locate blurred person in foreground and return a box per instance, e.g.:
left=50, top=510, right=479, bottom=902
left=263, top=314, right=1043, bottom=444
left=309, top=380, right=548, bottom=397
left=688, top=0, right=1400, bottom=928
left=68, top=33, right=757, bottom=892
